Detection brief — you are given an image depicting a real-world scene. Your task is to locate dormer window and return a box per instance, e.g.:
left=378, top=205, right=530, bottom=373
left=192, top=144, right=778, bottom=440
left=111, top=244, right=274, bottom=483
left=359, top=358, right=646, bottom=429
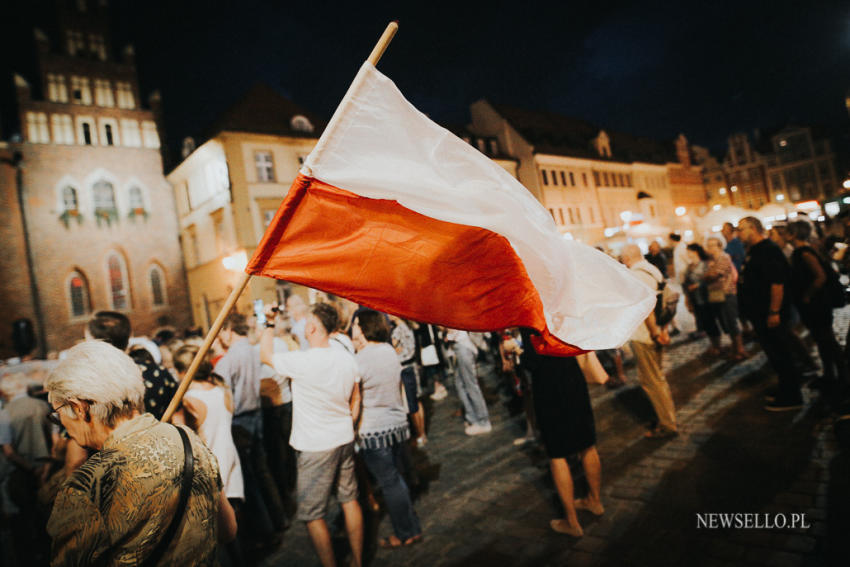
left=290, top=115, right=314, bottom=133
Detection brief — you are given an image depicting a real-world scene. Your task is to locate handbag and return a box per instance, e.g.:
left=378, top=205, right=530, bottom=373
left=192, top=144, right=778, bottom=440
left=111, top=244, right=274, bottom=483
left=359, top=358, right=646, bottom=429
left=143, top=426, right=194, bottom=567
left=420, top=344, right=439, bottom=366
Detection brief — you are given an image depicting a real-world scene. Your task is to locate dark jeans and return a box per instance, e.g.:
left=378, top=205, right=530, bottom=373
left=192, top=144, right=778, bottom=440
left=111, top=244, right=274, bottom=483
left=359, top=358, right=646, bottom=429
left=263, top=402, right=296, bottom=506
left=232, top=409, right=285, bottom=538
left=361, top=443, right=422, bottom=541
left=800, top=306, right=848, bottom=383
left=752, top=321, right=803, bottom=404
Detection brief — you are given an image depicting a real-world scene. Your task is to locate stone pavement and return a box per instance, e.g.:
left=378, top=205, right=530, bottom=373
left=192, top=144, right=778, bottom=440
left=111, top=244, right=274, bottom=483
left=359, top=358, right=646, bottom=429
left=260, top=318, right=850, bottom=567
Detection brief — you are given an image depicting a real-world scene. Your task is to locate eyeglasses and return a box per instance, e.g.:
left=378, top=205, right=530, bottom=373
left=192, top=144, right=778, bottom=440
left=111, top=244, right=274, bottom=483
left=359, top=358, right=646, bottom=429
left=47, top=402, right=70, bottom=426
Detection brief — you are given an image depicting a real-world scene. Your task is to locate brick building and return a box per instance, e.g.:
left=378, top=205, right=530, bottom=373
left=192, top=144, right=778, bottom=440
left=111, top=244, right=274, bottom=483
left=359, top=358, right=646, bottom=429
left=0, top=1, right=190, bottom=356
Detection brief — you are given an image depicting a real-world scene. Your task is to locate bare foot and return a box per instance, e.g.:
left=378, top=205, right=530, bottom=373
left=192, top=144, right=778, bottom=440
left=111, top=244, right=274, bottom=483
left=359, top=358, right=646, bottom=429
left=550, top=519, right=583, bottom=537
left=575, top=498, right=605, bottom=516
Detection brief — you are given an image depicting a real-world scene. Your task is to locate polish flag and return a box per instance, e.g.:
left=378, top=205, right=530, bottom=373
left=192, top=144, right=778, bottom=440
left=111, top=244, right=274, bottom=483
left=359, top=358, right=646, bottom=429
left=247, top=62, right=655, bottom=355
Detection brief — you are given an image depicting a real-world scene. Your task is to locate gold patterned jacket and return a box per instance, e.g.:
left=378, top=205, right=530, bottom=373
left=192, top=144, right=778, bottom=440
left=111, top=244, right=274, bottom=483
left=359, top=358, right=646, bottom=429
left=47, top=414, right=222, bottom=566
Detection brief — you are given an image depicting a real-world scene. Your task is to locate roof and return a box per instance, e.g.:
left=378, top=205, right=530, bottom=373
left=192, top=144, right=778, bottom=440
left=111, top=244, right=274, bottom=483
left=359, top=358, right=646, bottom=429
left=203, top=83, right=325, bottom=141
left=488, top=102, right=677, bottom=165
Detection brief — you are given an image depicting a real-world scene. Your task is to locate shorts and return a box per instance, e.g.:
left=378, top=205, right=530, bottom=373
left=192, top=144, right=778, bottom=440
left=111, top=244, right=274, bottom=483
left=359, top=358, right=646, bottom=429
left=295, top=442, right=358, bottom=522
left=400, top=366, right=419, bottom=413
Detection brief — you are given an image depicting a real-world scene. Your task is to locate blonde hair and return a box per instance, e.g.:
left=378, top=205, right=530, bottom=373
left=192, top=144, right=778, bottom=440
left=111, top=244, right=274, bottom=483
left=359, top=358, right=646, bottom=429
left=47, top=341, right=145, bottom=427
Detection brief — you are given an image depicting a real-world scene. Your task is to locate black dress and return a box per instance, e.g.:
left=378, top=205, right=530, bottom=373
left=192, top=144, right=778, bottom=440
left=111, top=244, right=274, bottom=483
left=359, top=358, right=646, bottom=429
left=521, top=330, right=596, bottom=459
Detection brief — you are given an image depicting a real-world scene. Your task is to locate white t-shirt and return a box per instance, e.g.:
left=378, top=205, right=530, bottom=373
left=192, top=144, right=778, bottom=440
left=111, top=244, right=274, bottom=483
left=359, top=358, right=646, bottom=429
left=271, top=346, right=359, bottom=452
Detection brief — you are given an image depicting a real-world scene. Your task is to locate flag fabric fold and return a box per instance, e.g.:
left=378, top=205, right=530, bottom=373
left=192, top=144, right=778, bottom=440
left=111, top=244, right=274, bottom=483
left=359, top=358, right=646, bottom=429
left=247, top=62, right=655, bottom=355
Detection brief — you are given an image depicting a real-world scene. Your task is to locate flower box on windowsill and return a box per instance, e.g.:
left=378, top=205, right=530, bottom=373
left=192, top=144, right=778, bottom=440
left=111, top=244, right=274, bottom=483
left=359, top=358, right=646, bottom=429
left=94, top=207, right=119, bottom=227
left=128, top=207, right=149, bottom=222
left=59, top=209, right=83, bottom=228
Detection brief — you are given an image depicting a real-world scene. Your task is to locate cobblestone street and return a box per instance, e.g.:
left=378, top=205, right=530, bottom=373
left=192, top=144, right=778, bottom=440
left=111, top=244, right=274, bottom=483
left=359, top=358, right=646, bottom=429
left=262, top=312, right=850, bottom=567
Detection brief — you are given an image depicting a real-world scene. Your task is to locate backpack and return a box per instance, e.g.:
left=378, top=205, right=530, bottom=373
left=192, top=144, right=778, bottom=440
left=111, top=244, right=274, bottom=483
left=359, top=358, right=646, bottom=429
left=637, top=268, right=679, bottom=326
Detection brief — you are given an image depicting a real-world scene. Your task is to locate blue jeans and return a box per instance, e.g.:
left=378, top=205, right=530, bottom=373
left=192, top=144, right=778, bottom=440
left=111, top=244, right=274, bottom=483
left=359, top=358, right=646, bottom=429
left=453, top=345, right=490, bottom=426
left=361, top=444, right=421, bottom=541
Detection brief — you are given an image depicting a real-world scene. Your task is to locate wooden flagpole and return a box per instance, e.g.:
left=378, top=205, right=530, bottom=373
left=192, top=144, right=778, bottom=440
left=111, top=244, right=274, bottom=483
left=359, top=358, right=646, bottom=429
left=161, top=22, right=399, bottom=422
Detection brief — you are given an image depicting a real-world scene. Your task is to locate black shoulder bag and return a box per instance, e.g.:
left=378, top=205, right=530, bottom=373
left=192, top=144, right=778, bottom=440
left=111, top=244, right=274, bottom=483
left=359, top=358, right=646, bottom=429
left=143, top=425, right=194, bottom=567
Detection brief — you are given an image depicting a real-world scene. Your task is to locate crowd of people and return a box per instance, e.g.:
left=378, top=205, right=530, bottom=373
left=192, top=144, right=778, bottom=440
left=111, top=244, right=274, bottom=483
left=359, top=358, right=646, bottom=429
left=2, top=213, right=850, bottom=565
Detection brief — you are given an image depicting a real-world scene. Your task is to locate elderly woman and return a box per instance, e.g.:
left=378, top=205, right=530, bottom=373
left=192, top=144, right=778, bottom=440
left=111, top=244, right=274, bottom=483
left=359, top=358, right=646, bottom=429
left=45, top=341, right=236, bottom=566
left=351, top=310, right=423, bottom=548
left=704, top=235, right=747, bottom=360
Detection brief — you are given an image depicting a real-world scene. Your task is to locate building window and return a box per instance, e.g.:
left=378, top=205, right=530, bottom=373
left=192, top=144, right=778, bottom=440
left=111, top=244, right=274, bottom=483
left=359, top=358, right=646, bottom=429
left=290, top=115, right=314, bottom=133
left=68, top=271, right=90, bottom=318
left=149, top=265, right=166, bottom=307
left=26, top=112, right=49, bottom=143
left=70, top=76, right=92, bottom=104
left=89, top=34, right=106, bottom=60
left=212, top=209, right=226, bottom=253
left=94, top=79, right=114, bottom=107
left=612, top=174, right=618, bottom=187
left=116, top=82, right=135, bottom=109
left=576, top=208, right=582, bottom=223
left=51, top=114, right=74, bottom=144
left=47, top=73, right=69, bottom=102
left=104, top=124, right=114, bottom=145
left=568, top=208, right=575, bottom=224
left=489, top=139, right=499, bottom=155
left=66, top=30, right=85, bottom=55
left=106, top=252, right=130, bottom=310
left=62, top=186, right=78, bottom=212
left=93, top=180, right=117, bottom=225
left=569, top=172, right=575, bottom=186
left=582, top=172, right=588, bottom=186
left=558, top=208, right=565, bottom=224
left=603, top=172, right=610, bottom=186
left=128, top=186, right=145, bottom=215
left=82, top=122, right=93, bottom=145
left=141, top=121, right=160, bottom=148
left=559, top=171, right=566, bottom=186
left=548, top=208, right=555, bottom=221
left=121, top=119, right=141, bottom=147
left=592, top=171, right=600, bottom=186
left=551, top=170, right=558, bottom=186
left=541, top=170, right=549, bottom=186
left=255, top=151, right=275, bottom=182
left=626, top=174, right=632, bottom=186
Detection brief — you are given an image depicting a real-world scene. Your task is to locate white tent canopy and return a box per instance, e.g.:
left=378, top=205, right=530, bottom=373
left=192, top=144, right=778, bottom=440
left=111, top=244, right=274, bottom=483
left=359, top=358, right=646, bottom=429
left=695, top=206, right=753, bottom=234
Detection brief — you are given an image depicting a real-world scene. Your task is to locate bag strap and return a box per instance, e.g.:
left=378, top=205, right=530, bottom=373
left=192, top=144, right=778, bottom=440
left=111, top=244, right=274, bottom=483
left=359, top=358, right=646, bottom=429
left=144, top=425, right=194, bottom=567
left=634, top=267, right=663, bottom=291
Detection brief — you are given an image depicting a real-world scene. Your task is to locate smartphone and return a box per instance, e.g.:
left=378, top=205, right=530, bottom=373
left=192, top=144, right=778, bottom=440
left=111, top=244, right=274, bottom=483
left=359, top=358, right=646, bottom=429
left=836, top=242, right=847, bottom=250
left=254, top=299, right=266, bottom=326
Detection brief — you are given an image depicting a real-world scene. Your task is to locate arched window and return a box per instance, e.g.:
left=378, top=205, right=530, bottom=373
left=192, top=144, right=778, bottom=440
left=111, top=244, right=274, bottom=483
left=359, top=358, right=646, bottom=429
left=106, top=252, right=130, bottom=310
left=129, top=186, right=144, bottom=211
left=149, top=265, right=166, bottom=306
left=62, top=186, right=78, bottom=212
left=67, top=270, right=90, bottom=317
left=93, top=180, right=115, bottom=210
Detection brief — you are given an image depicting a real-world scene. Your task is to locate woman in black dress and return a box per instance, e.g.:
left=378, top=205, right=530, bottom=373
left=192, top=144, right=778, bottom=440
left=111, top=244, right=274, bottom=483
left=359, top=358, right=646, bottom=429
left=520, top=330, right=603, bottom=538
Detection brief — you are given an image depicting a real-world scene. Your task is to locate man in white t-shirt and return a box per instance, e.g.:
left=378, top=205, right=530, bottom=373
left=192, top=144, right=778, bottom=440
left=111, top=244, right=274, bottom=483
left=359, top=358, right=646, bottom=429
left=260, top=302, right=363, bottom=567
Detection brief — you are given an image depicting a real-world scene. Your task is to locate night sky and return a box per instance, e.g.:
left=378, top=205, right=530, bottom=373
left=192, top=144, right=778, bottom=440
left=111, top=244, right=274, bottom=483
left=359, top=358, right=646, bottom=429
left=2, top=0, right=849, bottom=161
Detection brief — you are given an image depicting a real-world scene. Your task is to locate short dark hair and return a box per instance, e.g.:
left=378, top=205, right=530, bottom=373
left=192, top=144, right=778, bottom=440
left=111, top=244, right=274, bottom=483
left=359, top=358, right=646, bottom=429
left=310, top=303, right=340, bottom=335
left=686, top=243, right=710, bottom=261
left=788, top=220, right=812, bottom=242
left=355, top=310, right=390, bottom=343
left=669, top=233, right=681, bottom=242
left=88, top=311, right=131, bottom=350
left=222, top=312, right=249, bottom=336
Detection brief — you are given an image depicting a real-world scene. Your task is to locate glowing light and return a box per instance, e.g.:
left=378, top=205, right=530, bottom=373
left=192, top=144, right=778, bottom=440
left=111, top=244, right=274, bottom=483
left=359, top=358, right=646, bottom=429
left=718, top=187, right=727, bottom=195
left=765, top=216, right=775, bottom=222
left=809, top=212, right=819, bottom=220
left=713, top=204, right=721, bottom=211
left=222, top=251, right=248, bottom=272
left=776, top=194, right=785, bottom=201
left=684, top=230, right=694, bottom=239
left=776, top=214, right=786, bottom=221
left=711, top=225, right=721, bottom=232
left=796, top=200, right=820, bottom=211
left=789, top=212, right=798, bottom=218
left=825, top=202, right=841, bottom=216
left=779, top=140, right=787, bottom=147
left=675, top=206, right=686, bottom=216
left=843, top=180, right=850, bottom=189
left=766, top=224, right=773, bottom=229
left=730, top=185, right=738, bottom=192
left=604, top=227, right=619, bottom=238
left=620, top=211, right=632, bottom=222
left=563, top=232, right=574, bottom=240
left=818, top=215, right=826, bottom=222
left=843, top=197, right=850, bottom=204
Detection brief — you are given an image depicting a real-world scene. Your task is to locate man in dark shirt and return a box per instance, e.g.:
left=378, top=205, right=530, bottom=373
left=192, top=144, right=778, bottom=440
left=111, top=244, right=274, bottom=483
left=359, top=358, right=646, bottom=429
left=645, top=241, right=669, bottom=278
left=722, top=222, right=747, bottom=274
left=86, top=311, right=179, bottom=419
left=738, top=217, right=803, bottom=411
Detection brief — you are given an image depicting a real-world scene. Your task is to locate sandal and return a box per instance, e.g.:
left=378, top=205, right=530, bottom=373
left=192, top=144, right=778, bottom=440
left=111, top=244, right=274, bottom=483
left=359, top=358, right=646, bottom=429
left=379, top=535, right=423, bottom=549
left=644, top=426, right=678, bottom=439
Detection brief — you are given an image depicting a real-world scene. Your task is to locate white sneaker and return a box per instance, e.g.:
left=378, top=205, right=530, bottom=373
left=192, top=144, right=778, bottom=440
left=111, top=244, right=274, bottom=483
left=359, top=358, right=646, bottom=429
left=465, top=422, right=492, bottom=436
left=430, top=385, right=448, bottom=401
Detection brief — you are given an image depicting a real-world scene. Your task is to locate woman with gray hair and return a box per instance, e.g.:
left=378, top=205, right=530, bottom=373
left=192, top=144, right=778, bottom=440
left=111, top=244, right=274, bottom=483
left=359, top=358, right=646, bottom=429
left=45, top=341, right=236, bottom=566
left=704, top=234, right=747, bottom=360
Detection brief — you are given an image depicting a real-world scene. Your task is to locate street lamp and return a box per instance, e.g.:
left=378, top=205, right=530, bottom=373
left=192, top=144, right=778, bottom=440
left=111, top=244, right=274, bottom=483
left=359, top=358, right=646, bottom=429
left=776, top=194, right=785, bottom=202
left=675, top=206, right=686, bottom=216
